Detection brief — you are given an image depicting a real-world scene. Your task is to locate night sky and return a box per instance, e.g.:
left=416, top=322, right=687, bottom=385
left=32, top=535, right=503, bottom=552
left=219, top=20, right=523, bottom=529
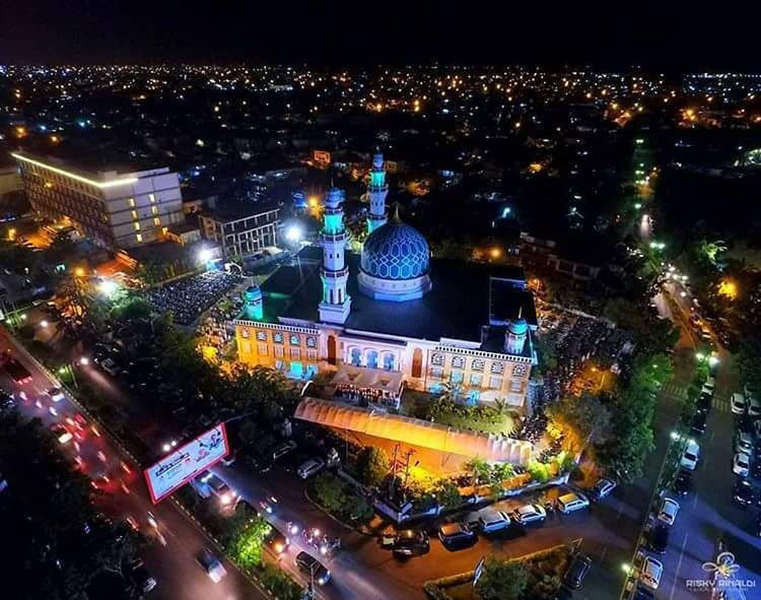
left=1, top=1, right=760, bottom=70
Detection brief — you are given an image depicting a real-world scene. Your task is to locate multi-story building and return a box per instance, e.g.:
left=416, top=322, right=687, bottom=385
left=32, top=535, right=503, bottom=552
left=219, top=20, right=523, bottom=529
left=199, top=204, right=279, bottom=258
left=234, top=153, right=539, bottom=412
left=12, top=152, right=183, bottom=249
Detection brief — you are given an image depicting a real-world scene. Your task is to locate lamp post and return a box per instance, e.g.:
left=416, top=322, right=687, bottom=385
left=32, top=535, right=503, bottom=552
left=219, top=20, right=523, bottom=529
left=58, top=363, right=78, bottom=389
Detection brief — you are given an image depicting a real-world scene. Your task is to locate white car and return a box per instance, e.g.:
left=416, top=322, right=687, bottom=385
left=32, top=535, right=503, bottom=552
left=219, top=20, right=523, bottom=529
left=735, top=432, right=753, bottom=454
left=730, top=393, right=747, bottom=415
left=703, top=376, right=716, bottom=392
left=748, top=396, right=761, bottom=418
left=297, top=458, right=325, bottom=480
left=478, top=508, right=511, bottom=532
left=640, top=556, right=664, bottom=590
left=512, top=503, right=547, bottom=525
left=198, top=549, right=227, bottom=583
left=657, top=497, right=680, bottom=526
left=732, top=453, right=750, bottom=477
left=592, top=478, right=617, bottom=500
left=557, top=492, right=590, bottom=514
left=680, top=440, right=700, bottom=471
left=47, top=388, right=65, bottom=402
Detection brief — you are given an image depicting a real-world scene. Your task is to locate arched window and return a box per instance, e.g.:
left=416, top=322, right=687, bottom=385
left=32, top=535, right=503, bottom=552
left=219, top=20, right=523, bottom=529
left=366, top=350, right=379, bottom=369
left=411, top=348, right=423, bottom=378
left=383, top=353, right=395, bottom=371
left=350, top=347, right=362, bottom=366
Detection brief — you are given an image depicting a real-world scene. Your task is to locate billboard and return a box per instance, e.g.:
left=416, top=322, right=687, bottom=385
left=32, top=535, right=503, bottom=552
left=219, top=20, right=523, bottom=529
left=144, top=423, right=230, bottom=504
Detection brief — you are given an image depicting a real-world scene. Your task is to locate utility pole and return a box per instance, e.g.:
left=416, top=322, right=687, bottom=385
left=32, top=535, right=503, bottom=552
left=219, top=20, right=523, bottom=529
left=388, top=443, right=400, bottom=500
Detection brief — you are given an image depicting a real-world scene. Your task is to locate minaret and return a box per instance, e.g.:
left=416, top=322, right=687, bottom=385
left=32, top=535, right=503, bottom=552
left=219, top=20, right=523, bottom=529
left=505, top=307, right=528, bottom=355
left=243, top=285, right=263, bottom=320
left=318, top=188, right=351, bottom=324
left=367, top=149, right=388, bottom=234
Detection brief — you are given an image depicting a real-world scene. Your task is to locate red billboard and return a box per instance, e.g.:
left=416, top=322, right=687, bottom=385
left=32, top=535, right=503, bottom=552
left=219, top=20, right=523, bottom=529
left=144, top=423, right=230, bottom=504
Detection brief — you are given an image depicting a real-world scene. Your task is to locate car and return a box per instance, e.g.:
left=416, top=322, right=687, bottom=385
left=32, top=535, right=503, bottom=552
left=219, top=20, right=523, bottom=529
left=243, top=453, right=273, bottom=474
left=295, top=552, right=331, bottom=585
left=50, top=423, right=72, bottom=445
left=591, top=478, right=617, bottom=500
left=733, top=479, right=754, bottom=507
left=680, top=439, right=700, bottom=471
left=272, top=440, right=297, bottom=461
left=672, top=469, right=692, bottom=496
left=733, top=452, right=751, bottom=477
left=696, top=393, right=712, bottom=413
left=129, top=559, right=157, bottom=593
left=220, top=452, right=236, bottom=467
left=392, top=530, right=430, bottom=557
left=562, top=552, right=592, bottom=590
left=477, top=508, right=511, bottom=532
left=265, top=525, right=289, bottom=554
left=749, top=396, right=761, bottom=418
left=735, top=432, right=753, bottom=454
left=557, top=492, right=590, bottom=514
left=512, top=503, right=547, bottom=525
left=297, top=457, right=326, bottom=480
left=100, top=358, right=121, bottom=376
left=656, top=497, right=680, bottom=526
left=438, top=522, right=477, bottom=550
left=703, top=376, right=716, bottom=392
left=690, top=411, right=707, bottom=435
left=198, top=549, right=227, bottom=583
left=47, top=388, right=65, bottom=402
left=648, top=524, right=669, bottom=554
left=626, top=583, right=656, bottom=600
left=639, top=556, right=664, bottom=590
left=731, top=393, right=747, bottom=415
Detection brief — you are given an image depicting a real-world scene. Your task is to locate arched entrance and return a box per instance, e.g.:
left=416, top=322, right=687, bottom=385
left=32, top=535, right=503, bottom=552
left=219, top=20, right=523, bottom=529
left=327, top=335, right=338, bottom=366
left=411, top=347, right=423, bottom=378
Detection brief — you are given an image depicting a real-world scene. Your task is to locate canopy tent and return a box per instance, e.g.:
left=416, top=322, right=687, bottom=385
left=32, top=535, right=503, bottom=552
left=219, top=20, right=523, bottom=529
left=294, top=397, right=533, bottom=466
left=331, top=364, right=404, bottom=395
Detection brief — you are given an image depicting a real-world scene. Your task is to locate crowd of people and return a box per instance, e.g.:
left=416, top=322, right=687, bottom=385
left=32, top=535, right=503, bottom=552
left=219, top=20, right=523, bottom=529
left=146, top=271, right=242, bottom=326
left=334, top=384, right=400, bottom=410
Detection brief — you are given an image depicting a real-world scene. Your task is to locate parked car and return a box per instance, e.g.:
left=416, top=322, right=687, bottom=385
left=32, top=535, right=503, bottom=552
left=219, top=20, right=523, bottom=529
left=696, top=393, right=712, bottom=413
left=129, top=559, right=157, bottom=593
left=591, top=478, right=617, bottom=500
left=731, top=393, right=747, bottom=415
left=511, top=503, right=547, bottom=525
left=749, top=396, right=761, bottom=418
left=100, top=358, right=121, bottom=376
left=392, top=530, right=430, bottom=557
left=656, top=497, right=680, bottom=526
left=50, top=423, right=72, bottom=445
left=272, top=440, right=297, bottom=461
left=680, top=439, right=700, bottom=471
left=703, top=376, right=716, bottom=393
left=557, top=492, right=590, bottom=514
left=265, top=526, right=289, bottom=554
left=220, top=451, right=237, bottom=467
left=733, top=479, right=754, bottom=508
left=735, top=432, right=753, bottom=454
left=295, top=552, right=331, bottom=585
left=690, top=411, right=707, bottom=435
left=672, top=469, right=692, bottom=496
left=562, top=552, right=592, bottom=590
left=648, top=524, right=669, bottom=555
left=438, top=522, right=477, bottom=550
left=197, top=549, right=227, bottom=583
left=639, top=556, right=664, bottom=590
left=477, top=508, right=511, bottom=533
left=47, top=388, right=65, bottom=403
left=732, top=452, right=751, bottom=477
left=297, top=458, right=326, bottom=480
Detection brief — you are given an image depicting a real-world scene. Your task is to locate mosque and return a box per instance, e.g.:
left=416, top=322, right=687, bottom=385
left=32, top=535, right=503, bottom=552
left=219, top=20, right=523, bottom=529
left=234, top=151, right=538, bottom=411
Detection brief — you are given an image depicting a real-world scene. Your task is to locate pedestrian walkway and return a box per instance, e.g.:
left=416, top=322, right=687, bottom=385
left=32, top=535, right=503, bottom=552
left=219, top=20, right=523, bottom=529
left=712, top=396, right=731, bottom=413
left=662, top=382, right=688, bottom=399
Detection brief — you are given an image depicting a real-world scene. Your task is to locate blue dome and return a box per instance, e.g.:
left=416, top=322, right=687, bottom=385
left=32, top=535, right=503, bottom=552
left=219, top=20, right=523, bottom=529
left=508, top=318, right=528, bottom=336
left=361, top=221, right=430, bottom=280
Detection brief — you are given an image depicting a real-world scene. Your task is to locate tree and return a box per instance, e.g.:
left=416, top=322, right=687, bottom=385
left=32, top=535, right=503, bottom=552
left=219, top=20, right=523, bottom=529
left=356, top=446, right=389, bottom=488
left=476, top=558, right=529, bottom=600
left=465, top=456, right=491, bottom=485
left=435, top=479, right=462, bottom=508
left=230, top=516, right=273, bottom=569
left=312, top=473, right=348, bottom=514
left=547, top=394, right=613, bottom=452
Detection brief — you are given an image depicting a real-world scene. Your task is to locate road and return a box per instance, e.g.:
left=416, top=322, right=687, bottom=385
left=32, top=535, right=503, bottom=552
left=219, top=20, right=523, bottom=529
left=0, top=326, right=266, bottom=600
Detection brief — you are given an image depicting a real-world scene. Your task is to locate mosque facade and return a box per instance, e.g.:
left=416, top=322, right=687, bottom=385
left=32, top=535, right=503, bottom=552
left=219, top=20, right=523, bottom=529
left=234, top=152, right=538, bottom=410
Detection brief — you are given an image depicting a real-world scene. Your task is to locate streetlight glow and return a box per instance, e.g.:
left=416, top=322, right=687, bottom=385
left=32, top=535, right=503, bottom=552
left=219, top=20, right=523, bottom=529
left=99, top=279, right=118, bottom=297
left=285, top=224, right=303, bottom=243
left=79, top=357, right=89, bottom=366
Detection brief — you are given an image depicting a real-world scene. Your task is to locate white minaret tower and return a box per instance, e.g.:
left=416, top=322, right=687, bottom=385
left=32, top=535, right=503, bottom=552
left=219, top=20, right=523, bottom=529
left=367, top=149, right=388, bottom=234
left=319, top=188, right=351, bottom=324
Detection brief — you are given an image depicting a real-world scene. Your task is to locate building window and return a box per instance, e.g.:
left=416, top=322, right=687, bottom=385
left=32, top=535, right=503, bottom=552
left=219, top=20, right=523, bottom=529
left=149, top=193, right=156, bottom=203
left=467, top=389, right=481, bottom=404
left=241, top=328, right=249, bottom=339
left=256, top=330, right=267, bottom=341
left=450, top=371, right=464, bottom=384
left=275, top=360, right=284, bottom=370
left=133, top=222, right=141, bottom=231
left=383, top=352, right=395, bottom=370
left=152, top=205, right=159, bottom=215
left=306, top=336, right=316, bottom=348
left=162, top=226, right=168, bottom=235
left=471, top=358, right=485, bottom=372
left=451, top=355, right=465, bottom=369
left=509, top=379, right=522, bottom=393
left=290, top=348, right=300, bottom=360
left=135, top=233, right=142, bottom=243
left=128, top=197, right=135, bottom=208
left=350, top=347, right=362, bottom=366
left=290, top=334, right=301, bottom=346
left=258, top=344, right=268, bottom=355
left=491, top=361, right=505, bottom=375
left=431, top=353, right=445, bottom=366
left=307, top=350, right=317, bottom=361
left=131, top=210, right=138, bottom=220
left=470, top=373, right=482, bottom=387
left=153, top=217, right=161, bottom=226
left=273, top=332, right=283, bottom=344
left=274, top=346, right=284, bottom=358
left=430, top=367, right=444, bottom=379
left=489, top=376, right=502, bottom=389
left=513, top=364, right=527, bottom=377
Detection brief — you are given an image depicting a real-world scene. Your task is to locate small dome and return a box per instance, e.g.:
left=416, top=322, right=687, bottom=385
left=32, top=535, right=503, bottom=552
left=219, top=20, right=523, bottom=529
left=508, top=318, right=528, bottom=336
left=361, top=220, right=430, bottom=281
left=244, top=285, right=262, bottom=300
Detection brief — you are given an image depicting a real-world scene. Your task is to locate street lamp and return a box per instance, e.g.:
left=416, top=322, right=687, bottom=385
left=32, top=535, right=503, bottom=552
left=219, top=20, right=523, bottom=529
left=40, top=320, right=48, bottom=328
left=98, top=279, right=118, bottom=297
left=708, top=356, right=720, bottom=368
left=285, top=224, right=303, bottom=243
left=197, top=247, right=213, bottom=263
left=79, top=357, right=89, bottom=366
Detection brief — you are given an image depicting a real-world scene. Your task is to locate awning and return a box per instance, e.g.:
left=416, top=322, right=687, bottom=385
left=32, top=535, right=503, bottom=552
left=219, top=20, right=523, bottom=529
left=294, top=397, right=533, bottom=465
left=331, top=364, right=404, bottom=396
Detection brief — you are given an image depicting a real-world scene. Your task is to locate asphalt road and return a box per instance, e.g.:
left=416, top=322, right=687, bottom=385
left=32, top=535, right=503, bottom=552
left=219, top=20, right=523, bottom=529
left=0, top=326, right=265, bottom=600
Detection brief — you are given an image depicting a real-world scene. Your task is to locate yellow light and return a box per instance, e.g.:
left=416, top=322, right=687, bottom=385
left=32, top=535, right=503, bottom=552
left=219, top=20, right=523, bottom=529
left=50, top=135, right=59, bottom=143
left=490, top=247, right=502, bottom=259
left=308, top=195, right=320, bottom=208
left=717, top=279, right=738, bottom=300
left=8, top=228, right=16, bottom=241
left=11, top=153, right=138, bottom=189
left=74, top=267, right=85, bottom=277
